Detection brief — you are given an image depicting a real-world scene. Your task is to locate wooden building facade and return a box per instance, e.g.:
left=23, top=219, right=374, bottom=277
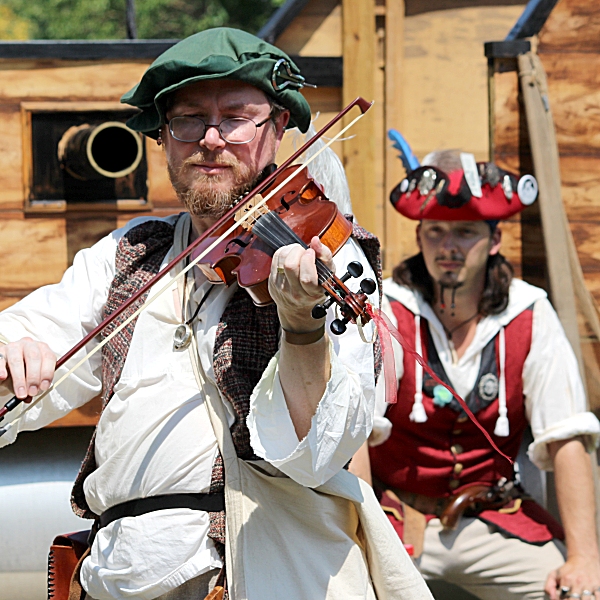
left=0, top=39, right=344, bottom=426
left=487, top=0, right=600, bottom=410
left=264, top=0, right=527, bottom=274
left=5, top=0, right=584, bottom=428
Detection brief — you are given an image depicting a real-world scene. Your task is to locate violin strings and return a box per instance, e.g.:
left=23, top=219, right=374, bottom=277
left=0, top=109, right=368, bottom=433
left=252, top=212, right=335, bottom=285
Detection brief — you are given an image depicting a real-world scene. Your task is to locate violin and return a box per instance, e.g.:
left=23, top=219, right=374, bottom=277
left=0, top=96, right=374, bottom=428
left=195, top=164, right=376, bottom=334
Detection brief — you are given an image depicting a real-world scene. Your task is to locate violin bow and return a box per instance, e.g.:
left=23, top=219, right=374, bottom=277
left=0, top=97, right=373, bottom=434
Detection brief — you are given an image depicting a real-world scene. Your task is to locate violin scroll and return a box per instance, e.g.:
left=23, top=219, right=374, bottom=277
left=312, top=261, right=376, bottom=335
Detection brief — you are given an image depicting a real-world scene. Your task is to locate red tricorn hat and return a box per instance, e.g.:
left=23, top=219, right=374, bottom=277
left=390, top=161, right=538, bottom=221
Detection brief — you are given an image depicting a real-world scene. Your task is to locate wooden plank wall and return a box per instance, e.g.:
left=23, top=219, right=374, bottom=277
left=0, top=58, right=181, bottom=425
left=0, top=52, right=347, bottom=426
left=0, top=59, right=180, bottom=310
left=276, top=0, right=527, bottom=274
left=489, top=0, right=600, bottom=411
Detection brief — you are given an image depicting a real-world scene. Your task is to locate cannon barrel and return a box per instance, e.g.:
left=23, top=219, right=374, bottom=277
left=57, top=121, right=143, bottom=181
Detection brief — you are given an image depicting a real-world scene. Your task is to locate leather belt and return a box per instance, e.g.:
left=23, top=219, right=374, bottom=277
left=99, top=492, right=226, bottom=529
left=393, top=489, right=448, bottom=517
left=392, top=483, right=517, bottom=530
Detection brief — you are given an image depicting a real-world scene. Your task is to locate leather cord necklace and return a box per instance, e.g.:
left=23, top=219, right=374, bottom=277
left=442, top=311, right=480, bottom=341
left=173, top=265, right=215, bottom=351
left=440, top=310, right=480, bottom=364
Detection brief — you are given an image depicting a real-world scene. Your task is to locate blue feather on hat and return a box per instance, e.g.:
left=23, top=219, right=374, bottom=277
left=388, top=129, right=420, bottom=173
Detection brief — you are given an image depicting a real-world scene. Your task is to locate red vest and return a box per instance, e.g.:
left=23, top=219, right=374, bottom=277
left=370, top=299, right=533, bottom=498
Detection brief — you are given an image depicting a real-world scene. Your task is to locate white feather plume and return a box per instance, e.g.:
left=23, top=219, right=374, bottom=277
left=289, top=122, right=353, bottom=215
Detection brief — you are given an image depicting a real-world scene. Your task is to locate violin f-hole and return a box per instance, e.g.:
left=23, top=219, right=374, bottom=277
left=225, top=238, right=249, bottom=253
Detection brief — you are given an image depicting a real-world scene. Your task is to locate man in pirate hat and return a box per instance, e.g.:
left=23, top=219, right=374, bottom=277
left=355, top=148, right=600, bottom=599
left=0, top=29, right=431, bottom=599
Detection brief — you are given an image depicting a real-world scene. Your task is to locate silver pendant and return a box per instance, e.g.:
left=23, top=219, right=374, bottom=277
left=173, top=323, right=193, bottom=351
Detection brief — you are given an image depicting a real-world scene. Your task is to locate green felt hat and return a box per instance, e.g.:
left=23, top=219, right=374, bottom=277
left=121, top=27, right=312, bottom=138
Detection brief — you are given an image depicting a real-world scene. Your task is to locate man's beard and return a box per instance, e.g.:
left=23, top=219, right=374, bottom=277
left=168, top=151, right=263, bottom=219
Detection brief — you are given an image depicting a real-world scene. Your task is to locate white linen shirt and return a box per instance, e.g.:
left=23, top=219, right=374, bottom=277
left=0, top=215, right=377, bottom=600
left=371, top=277, right=600, bottom=470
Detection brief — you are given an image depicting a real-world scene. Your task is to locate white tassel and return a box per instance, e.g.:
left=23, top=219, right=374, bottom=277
left=290, top=122, right=353, bottom=215
left=494, top=327, right=509, bottom=437
left=410, top=392, right=428, bottom=423
left=409, top=315, right=428, bottom=423
left=494, top=414, right=510, bottom=437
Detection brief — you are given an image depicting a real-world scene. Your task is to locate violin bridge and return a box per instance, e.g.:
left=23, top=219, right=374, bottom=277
left=234, top=194, right=270, bottom=231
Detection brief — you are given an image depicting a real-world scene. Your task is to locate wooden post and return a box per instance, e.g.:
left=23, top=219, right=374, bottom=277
left=383, top=0, right=411, bottom=274
left=517, top=52, right=583, bottom=370
left=342, top=0, right=378, bottom=236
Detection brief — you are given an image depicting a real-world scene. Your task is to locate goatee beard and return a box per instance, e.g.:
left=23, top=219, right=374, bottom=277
left=168, top=151, right=262, bottom=219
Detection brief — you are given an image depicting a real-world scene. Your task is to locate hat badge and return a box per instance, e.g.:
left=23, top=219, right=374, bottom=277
left=517, top=174, right=538, bottom=206
left=271, top=58, right=317, bottom=91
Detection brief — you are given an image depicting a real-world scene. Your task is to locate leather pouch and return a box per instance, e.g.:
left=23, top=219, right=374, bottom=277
left=48, top=530, right=90, bottom=600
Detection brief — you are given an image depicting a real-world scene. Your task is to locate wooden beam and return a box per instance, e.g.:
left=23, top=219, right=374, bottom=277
left=342, top=0, right=378, bottom=236
left=383, top=0, right=413, bottom=275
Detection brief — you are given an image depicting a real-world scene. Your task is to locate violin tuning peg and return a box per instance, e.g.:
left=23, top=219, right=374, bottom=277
left=311, top=304, right=327, bottom=320
left=330, top=318, right=348, bottom=335
left=360, top=278, right=376, bottom=295
left=347, top=261, right=363, bottom=278
left=340, top=261, right=364, bottom=282
left=311, top=297, right=334, bottom=320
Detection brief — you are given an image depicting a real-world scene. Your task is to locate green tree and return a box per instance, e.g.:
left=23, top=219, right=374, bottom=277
left=0, top=0, right=286, bottom=40
left=0, top=4, right=30, bottom=39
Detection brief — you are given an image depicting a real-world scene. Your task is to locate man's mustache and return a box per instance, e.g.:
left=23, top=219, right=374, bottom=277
left=182, top=151, right=238, bottom=169
left=435, top=254, right=464, bottom=263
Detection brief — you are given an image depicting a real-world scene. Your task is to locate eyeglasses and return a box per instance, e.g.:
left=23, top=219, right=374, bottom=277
left=167, top=114, right=272, bottom=145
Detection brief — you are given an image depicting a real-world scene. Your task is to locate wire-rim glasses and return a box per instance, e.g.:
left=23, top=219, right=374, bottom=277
left=168, top=114, right=272, bottom=145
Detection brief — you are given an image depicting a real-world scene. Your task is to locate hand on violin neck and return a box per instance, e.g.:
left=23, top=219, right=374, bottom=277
left=270, top=237, right=334, bottom=334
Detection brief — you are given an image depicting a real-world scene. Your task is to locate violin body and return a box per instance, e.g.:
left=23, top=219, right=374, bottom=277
left=194, top=166, right=353, bottom=306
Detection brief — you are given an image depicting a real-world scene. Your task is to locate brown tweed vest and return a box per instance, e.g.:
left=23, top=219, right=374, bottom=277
left=70, top=216, right=382, bottom=553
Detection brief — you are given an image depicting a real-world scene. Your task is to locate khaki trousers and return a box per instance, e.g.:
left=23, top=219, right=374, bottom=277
left=418, top=517, right=566, bottom=600
left=84, top=568, right=220, bottom=600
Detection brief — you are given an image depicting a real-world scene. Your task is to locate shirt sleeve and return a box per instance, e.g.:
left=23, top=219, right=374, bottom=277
left=0, top=230, right=119, bottom=446
left=247, top=238, right=378, bottom=487
left=524, top=297, right=600, bottom=470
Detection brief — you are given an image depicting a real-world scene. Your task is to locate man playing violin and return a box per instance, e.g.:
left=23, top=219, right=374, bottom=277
left=0, top=29, right=430, bottom=600
left=352, top=149, right=600, bottom=600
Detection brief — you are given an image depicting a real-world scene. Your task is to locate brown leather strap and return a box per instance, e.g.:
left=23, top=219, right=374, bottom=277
left=401, top=501, right=427, bottom=559
left=282, top=324, right=325, bottom=345
left=204, top=586, right=225, bottom=600
left=68, top=547, right=91, bottom=600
